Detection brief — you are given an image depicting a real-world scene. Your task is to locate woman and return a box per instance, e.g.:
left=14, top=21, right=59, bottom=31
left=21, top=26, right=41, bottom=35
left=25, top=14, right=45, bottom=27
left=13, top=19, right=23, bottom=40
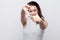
left=21, top=1, right=48, bottom=40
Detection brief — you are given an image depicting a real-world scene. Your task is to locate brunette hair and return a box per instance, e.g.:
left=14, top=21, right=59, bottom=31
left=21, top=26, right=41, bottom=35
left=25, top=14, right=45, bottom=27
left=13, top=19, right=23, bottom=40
left=27, top=1, right=45, bottom=21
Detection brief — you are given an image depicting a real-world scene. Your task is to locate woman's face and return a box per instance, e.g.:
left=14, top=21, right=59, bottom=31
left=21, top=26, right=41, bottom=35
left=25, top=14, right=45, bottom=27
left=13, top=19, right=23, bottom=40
left=28, top=5, right=38, bottom=16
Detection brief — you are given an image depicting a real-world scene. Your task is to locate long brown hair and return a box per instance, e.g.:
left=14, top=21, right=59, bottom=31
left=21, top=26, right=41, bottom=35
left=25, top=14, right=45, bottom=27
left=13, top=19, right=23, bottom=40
left=27, top=1, right=45, bottom=21
left=21, top=1, right=45, bottom=26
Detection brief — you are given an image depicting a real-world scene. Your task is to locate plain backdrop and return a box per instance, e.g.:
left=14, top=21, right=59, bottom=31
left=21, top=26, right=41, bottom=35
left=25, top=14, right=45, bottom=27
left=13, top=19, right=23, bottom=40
left=0, top=0, right=60, bottom=40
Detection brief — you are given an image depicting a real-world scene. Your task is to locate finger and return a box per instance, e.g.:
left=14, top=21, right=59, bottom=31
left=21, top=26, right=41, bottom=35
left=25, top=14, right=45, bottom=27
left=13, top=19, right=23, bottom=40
left=25, top=5, right=30, bottom=9
left=35, top=13, right=38, bottom=16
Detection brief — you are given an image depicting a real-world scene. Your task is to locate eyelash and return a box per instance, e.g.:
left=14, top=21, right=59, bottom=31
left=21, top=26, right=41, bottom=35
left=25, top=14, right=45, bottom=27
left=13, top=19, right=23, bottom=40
left=29, top=11, right=32, bottom=12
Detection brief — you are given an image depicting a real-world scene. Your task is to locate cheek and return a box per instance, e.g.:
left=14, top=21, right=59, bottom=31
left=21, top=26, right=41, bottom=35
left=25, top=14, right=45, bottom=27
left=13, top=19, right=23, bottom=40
left=33, top=11, right=38, bottom=14
left=35, top=11, right=38, bottom=13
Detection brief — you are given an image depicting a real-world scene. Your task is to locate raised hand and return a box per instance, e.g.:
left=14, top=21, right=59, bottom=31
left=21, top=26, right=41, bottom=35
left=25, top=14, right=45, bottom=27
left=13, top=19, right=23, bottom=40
left=22, top=5, right=30, bottom=13
left=30, top=13, right=42, bottom=23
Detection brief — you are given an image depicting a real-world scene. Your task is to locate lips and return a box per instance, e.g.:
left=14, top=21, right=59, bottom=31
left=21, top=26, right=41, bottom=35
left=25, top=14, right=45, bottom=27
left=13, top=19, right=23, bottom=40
left=30, top=14, right=36, bottom=16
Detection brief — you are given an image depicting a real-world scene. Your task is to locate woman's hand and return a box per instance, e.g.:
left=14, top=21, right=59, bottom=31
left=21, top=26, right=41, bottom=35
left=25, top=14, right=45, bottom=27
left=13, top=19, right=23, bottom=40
left=22, top=5, right=30, bottom=13
left=30, top=13, right=48, bottom=30
left=30, top=13, right=42, bottom=23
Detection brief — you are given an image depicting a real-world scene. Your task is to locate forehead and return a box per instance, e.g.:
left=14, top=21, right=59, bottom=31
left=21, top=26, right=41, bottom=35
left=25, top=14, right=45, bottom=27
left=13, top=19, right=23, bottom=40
left=29, top=5, right=37, bottom=10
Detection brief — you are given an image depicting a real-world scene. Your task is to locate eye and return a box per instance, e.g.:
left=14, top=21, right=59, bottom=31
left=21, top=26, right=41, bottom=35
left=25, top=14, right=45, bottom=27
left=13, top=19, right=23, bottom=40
left=29, top=11, right=32, bottom=12
left=34, top=10, right=36, bottom=12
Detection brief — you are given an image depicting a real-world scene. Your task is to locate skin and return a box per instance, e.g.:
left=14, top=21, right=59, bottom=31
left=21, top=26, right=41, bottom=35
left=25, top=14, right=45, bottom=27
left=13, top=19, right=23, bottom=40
left=21, top=5, right=48, bottom=30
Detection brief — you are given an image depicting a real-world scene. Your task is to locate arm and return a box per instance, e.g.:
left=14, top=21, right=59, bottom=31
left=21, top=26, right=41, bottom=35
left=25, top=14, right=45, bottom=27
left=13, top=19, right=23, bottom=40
left=21, top=5, right=30, bottom=27
left=21, top=9, right=26, bottom=27
left=38, top=19, right=48, bottom=30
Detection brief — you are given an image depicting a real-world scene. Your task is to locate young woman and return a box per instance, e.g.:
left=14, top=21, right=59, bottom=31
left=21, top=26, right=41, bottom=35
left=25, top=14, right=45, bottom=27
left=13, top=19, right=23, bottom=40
left=21, top=1, right=48, bottom=40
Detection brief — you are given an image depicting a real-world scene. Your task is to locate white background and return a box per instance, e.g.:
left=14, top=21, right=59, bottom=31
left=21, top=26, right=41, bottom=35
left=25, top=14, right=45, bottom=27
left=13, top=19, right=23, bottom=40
left=0, top=0, right=60, bottom=40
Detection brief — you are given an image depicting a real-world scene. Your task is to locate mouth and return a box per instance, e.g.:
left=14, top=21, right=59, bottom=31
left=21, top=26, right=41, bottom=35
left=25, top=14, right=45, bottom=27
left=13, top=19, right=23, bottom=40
left=30, top=14, right=36, bottom=16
